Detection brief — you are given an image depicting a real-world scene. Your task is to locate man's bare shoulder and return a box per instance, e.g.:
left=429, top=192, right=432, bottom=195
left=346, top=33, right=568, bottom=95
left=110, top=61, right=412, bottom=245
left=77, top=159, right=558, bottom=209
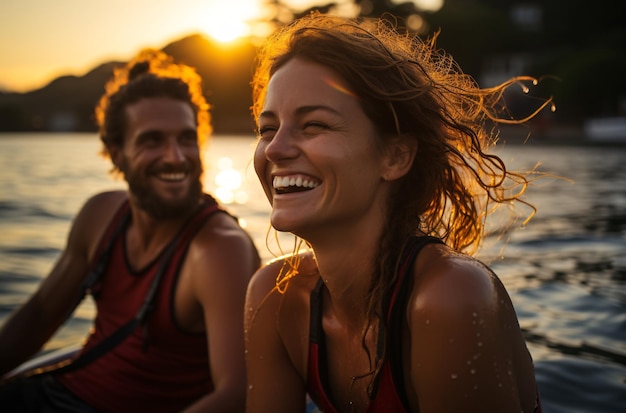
left=69, top=190, right=128, bottom=251
left=190, top=210, right=257, bottom=256
left=79, top=190, right=128, bottom=220
left=192, top=208, right=249, bottom=241
left=185, top=208, right=260, bottom=281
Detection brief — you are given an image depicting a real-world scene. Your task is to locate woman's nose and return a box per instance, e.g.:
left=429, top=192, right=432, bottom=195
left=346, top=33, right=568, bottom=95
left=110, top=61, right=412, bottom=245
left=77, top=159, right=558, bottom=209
left=263, top=127, right=299, bottom=162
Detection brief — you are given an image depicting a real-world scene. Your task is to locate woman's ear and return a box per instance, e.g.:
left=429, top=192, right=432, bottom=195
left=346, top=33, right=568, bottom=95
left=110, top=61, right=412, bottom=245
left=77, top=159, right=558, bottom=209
left=382, top=135, right=417, bottom=181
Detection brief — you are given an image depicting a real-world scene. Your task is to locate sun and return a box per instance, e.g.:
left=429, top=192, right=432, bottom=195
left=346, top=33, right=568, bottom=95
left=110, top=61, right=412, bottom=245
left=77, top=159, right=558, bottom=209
left=195, top=0, right=263, bottom=43
left=203, top=12, right=250, bottom=43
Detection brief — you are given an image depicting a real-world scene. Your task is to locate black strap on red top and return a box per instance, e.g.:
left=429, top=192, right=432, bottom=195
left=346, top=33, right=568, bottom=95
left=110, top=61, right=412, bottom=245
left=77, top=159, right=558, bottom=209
left=307, top=236, right=444, bottom=412
left=23, top=196, right=223, bottom=378
left=385, top=236, right=444, bottom=409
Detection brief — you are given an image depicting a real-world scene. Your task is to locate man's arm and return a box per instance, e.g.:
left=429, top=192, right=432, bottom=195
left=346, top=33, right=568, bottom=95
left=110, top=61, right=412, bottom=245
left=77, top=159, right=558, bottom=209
left=0, top=192, right=122, bottom=378
left=182, top=213, right=260, bottom=413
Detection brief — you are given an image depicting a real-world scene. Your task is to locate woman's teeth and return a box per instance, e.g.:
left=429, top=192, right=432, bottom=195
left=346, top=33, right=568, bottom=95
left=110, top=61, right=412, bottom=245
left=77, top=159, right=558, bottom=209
left=273, top=176, right=319, bottom=192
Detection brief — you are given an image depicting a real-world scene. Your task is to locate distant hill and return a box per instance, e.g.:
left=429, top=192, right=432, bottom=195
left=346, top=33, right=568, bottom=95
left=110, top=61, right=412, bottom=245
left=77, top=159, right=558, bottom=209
left=0, top=34, right=257, bottom=134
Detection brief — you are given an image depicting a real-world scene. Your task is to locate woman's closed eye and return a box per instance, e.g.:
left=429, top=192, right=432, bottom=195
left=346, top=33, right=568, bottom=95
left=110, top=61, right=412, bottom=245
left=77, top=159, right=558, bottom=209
left=258, top=125, right=277, bottom=141
left=303, top=122, right=328, bottom=134
left=257, top=120, right=331, bottom=141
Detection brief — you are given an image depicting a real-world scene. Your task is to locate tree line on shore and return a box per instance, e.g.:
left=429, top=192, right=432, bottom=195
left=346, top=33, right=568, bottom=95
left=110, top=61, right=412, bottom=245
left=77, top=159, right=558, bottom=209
left=0, top=0, right=623, bottom=134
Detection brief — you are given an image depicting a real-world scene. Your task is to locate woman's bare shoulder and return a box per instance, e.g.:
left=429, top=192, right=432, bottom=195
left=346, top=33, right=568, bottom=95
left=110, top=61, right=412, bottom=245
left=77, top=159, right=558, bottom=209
left=411, top=243, right=511, bottom=316
left=247, top=251, right=319, bottom=304
left=407, top=244, right=536, bottom=412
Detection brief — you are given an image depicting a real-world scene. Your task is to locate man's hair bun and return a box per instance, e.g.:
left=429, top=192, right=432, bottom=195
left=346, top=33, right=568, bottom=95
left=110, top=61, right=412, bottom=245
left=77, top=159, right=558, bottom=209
left=128, top=61, right=151, bottom=81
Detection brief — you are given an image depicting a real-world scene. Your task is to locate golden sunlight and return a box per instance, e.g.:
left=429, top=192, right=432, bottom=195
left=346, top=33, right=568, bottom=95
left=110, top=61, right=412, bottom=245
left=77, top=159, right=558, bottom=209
left=195, top=0, right=263, bottom=43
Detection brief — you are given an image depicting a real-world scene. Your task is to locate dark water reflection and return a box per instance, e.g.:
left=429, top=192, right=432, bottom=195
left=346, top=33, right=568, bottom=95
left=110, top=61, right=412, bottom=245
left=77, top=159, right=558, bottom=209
left=0, top=136, right=624, bottom=412
left=476, top=144, right=626, bottom=412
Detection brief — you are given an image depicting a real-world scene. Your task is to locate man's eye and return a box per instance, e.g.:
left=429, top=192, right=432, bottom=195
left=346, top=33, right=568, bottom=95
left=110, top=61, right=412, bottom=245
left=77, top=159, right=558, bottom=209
left=140, top=132, right=162, bottom=145
left=180, top=132, right=198, bottom=145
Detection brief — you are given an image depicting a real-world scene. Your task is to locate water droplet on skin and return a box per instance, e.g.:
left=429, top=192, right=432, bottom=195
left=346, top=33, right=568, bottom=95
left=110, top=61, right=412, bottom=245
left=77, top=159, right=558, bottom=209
left=248, top=307, right=254, bottom=312
left=248, top=385, right=254, bottom=390
left=470, top=369, right=476, bottom=375
left=473, top=385, right=478, bottom=390
left=425, top=319, right=430, bottom=325
left=477, top=341, right=483, bottom=347
left=451, top=373, right=458, bottom=379
left=472, top=312, right=477, bottom=317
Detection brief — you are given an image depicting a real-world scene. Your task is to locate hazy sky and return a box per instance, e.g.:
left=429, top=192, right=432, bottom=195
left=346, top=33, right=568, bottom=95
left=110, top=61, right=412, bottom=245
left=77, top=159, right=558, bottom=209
left=0, top=0, right=442, bottom=92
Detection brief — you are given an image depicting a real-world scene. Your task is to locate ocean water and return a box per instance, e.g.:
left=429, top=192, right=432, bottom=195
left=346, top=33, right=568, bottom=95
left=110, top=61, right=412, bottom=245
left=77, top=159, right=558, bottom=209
left=0, top=133, right=624, bottom=412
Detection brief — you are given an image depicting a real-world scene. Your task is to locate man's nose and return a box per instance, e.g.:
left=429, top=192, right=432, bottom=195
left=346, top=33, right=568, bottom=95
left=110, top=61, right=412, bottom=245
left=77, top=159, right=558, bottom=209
left=163, top=138, right=185, bottom=162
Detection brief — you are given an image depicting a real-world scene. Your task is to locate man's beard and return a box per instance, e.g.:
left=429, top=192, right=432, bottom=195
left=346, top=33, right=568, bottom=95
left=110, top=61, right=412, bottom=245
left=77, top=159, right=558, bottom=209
left=123, top=162, right=203, bottom=219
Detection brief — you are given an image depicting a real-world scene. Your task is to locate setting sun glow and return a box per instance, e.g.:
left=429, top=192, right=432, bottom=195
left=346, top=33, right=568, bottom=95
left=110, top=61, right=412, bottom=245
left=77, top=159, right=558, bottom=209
left=0, top=0, right=445, bottom=92
left=191, top=0, right=264, bottom=43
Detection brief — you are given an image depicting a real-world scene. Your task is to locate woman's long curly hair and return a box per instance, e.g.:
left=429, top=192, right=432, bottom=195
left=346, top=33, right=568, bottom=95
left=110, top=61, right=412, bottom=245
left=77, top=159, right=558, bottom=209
left=252, top=12, right=551, bottom=392
left=96, top=49, right=211, bottom=174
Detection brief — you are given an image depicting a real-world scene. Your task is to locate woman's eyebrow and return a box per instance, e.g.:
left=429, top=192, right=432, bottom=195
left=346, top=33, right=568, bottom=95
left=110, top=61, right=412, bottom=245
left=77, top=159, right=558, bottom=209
left=259, top=105, right=341, bottom=120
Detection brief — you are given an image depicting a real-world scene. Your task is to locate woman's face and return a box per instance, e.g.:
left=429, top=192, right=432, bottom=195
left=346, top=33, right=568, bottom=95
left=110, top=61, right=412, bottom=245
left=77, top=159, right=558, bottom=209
left=254, top=58, right=392, bottom=241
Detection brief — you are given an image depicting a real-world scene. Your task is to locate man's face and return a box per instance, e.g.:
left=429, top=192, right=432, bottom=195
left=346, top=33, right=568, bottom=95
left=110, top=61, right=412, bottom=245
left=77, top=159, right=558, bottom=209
left=115, top=97, right=203, bottom=219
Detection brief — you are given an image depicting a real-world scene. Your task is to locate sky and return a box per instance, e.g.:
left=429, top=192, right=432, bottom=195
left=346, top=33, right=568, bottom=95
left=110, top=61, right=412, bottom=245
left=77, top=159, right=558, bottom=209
left=0, top=0, right=443, bottom=92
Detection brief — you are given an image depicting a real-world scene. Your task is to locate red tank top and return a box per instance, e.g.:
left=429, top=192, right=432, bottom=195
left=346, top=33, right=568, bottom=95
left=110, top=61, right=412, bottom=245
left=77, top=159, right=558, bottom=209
left=307, top=236, right=443, bottom=413
left=58, top=194, right=224, bottom=413
left=306, top=236, right=543, bottom=413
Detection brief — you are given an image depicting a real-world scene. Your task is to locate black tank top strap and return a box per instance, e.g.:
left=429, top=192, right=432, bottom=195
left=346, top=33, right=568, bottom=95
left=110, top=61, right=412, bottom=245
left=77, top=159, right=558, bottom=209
left=175, top=194, right=223, bottom=242
left=162, top=194, right=226, bottom=282
left=385, top=236, right=444, bottom=322
left=309, top=278, right=325, bottom=346
left=386, top=235, right=445, bottom=409
left=307, top=236, right=444, bottom=411
left=83, top=199, right=131, bottom=294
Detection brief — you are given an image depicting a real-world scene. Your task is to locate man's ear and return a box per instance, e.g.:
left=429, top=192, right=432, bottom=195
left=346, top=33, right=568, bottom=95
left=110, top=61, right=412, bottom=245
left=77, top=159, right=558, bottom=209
left=382, top=135, right=417, bottom=181
left=108, top=144, right=123, bottom=170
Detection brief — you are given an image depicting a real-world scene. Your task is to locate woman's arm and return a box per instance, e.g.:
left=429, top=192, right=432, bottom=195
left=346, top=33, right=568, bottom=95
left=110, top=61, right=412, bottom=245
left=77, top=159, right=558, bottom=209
left=244, top=260, right=307, bottom=413
left=408, top=252, right=538, bottom=413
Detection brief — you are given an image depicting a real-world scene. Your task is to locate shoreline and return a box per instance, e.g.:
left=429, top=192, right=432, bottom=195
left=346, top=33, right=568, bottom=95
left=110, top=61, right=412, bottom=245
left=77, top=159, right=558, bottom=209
left=495, top=124, right=626, bottom=146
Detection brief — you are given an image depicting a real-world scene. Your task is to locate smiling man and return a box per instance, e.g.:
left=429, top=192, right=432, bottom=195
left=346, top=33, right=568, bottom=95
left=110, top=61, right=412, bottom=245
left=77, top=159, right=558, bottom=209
left=0, top=49, right=260, bottom=413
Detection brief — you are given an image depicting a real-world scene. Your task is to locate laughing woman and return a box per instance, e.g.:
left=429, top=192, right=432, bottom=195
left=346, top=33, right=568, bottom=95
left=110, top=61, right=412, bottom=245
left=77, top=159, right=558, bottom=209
left=245, top=13, right=548, bottom=413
